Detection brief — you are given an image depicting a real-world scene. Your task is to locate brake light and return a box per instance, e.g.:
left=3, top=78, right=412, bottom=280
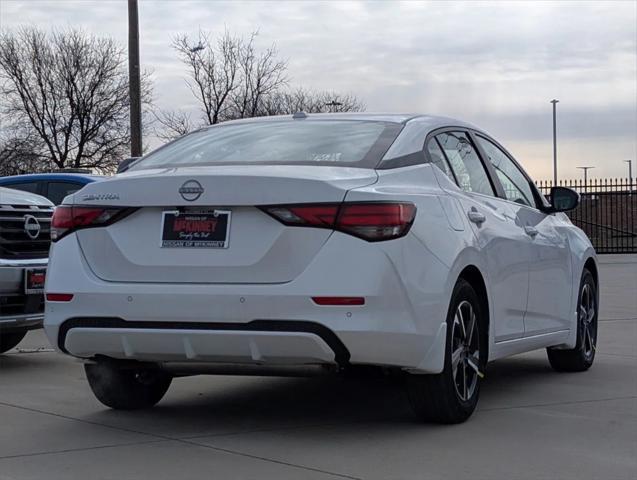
left=261, top=202, right=416, bottom=242
left=51, top=206, right=129, bottom=241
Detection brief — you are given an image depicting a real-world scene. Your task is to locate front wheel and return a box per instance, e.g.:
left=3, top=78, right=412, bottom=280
left=547, top=268, right=598, bottom=372
left=0, top=330, right=27, bottom=354
left=406, top=279, right=485, bottom=424
left=85, top=359, right=172, bottom=410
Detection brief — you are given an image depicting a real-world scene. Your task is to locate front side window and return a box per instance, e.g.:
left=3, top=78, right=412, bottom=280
left=436, top=132, right=495, bottom=196
left=130, top=120, right=397, bottom=170
left=476, top=136, right=535, bottom=207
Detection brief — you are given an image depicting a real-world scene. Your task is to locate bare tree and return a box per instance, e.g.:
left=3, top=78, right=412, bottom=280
left=0, top=124, right=50, bottom=175
left=228, top=31, right=288, bottom=119
left=157, top=29, right=365, bottom=141
left=0, top=27, right=152, bottom=173
left=152, top=108, right=194, bottom=142
left=259, top=88, right=365, bottom=115
left=172, top=30, right=240, bottom=125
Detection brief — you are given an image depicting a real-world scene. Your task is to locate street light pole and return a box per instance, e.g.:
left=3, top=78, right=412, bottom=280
left=625, top=160, right=633, bottom=186
left=128, top=0, right=142, bottom=157
left=325, top=101, right=343, bottom=113
left=576, top=166, right=594, bottom=186
left=550, top=99, right=559, bottom=186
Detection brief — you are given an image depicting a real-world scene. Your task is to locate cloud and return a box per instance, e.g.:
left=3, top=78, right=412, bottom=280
left=1, top=0, right=635, bottom=178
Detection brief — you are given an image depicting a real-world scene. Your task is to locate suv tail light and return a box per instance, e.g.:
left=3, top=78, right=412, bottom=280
left=51, top=206, right=132, bottom=241
left=261, top=202, right=416, bottom=242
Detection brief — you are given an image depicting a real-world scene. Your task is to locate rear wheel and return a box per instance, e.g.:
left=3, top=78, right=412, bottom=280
left=84, top=359, right=172, bottom=410
left=547, top=268, right=597, bottom=372
left=0, top=330, right=27, bottom=354
left=406, top=279, right=485, bottom=424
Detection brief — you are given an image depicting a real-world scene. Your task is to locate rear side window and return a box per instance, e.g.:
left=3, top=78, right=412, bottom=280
left=475, top=136, right=536, bottom=208
left=3, top=182, right=40, bottom=194
left=436, top=132, right=495, bottom=196
left=47, top=182, right=82, bottom=205
left=426, top=139, right=455, bottom=180
left=131, top=120, right=399, bottom=170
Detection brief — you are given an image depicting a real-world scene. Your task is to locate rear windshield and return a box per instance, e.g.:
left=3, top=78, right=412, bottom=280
left=130, top=120, right=400, bottom=170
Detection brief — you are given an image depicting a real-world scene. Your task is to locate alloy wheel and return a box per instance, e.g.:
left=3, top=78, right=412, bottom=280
left=580, top=283, right=596, bottom=360
left=451, top=300, right=481, bottom=401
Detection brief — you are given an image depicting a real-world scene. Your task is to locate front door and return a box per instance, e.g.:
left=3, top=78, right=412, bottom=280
left=516, top=207, right=573, bottom=335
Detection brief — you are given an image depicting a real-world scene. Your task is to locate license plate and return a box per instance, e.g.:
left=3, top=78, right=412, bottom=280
left=24, top=268, right=46, bottom=294
left=160, top=210, right=231, bottom=248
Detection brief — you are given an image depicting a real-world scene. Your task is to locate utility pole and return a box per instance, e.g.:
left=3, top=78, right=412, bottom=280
left=128, top=0, right=142, bottom=157
left=625, top=160, right=633, bottom=186
left=576, top=166, right=595, bottom=185
left=550, top=99, right=559, bottom=186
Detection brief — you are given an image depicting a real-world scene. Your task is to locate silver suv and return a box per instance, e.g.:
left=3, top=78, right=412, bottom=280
left=0, top=187, right=54, bottom=353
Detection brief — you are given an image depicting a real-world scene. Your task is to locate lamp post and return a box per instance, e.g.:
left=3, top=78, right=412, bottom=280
left=550, top=99, right=559, bottom=186
left=625, top=160, right=633, bottom=188
left=128, top=0, right=142, bottom=157
left=325, top=101, right=343, bottom=113
left=576, top=166, right=595, bottom=186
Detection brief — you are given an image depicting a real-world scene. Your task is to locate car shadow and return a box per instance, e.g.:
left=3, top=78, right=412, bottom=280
left=83, top=353, right=557, bottom=435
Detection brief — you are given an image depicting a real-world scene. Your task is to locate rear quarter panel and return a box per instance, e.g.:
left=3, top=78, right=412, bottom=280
left=344, top=164, right=494, bottom=364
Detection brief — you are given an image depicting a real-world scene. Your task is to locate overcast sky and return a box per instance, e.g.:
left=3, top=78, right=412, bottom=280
left=1, top=0, right=635, bottom=180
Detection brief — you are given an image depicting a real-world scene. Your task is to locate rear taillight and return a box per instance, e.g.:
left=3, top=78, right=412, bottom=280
left=51, top=206, right=130, bottom=241
left=261, top=202, right=416, bottom=242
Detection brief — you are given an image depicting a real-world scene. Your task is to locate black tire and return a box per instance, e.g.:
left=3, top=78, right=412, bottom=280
left=84, top=359, right=172, bottom=410
left=0, top=330, right=27, bottom=354
left=406, top=279, right=486, bottom=424
left=547, top=268, right=597, bottom=372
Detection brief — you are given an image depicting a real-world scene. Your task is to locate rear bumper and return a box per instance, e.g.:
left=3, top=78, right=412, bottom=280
left=0, top=313, right=43, bottom=332
left=1, top=261, right=47, bottom=332
left=58, top=318, right=349, bottom=366
left=45, top=232, right=452, bottom=372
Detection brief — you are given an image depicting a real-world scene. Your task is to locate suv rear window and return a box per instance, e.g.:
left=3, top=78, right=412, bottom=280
left=130, top=120, right=400, bottom=170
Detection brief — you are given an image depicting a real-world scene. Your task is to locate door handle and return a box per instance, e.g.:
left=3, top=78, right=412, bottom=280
left=524, top=226, right=539, bottom=238
left=467, top=208, right=486, bottom=225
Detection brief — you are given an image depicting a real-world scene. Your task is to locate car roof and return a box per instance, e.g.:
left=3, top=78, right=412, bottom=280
left=207, top=112, right=480, bottom=130
left=0, top=173, right=104, bottom=184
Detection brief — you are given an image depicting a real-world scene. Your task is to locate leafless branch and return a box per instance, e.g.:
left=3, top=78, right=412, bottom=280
left=0, top=26, right=152, bottom=173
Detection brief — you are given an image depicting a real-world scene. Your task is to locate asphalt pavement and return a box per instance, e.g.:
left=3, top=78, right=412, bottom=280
left=1, top=255, right=635, bottom=480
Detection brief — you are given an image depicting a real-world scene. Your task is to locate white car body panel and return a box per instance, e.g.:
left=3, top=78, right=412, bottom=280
left=43, top=114, right=597, bottom=375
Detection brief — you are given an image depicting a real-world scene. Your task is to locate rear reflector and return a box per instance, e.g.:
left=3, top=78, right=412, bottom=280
left=261, top=202, right=416, bottom=242
left=46, top=293, right=74, bottom=302
left=312, top=297, right=365, bottom=306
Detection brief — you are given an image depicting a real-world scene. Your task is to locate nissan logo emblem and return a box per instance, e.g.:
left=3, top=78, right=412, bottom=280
left=24, top=215, right=41, bottom=240
left=179, top=180, right=204, bottom=202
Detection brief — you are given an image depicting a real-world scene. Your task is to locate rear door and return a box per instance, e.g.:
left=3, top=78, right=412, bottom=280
left=2, top=181, right=44, bottom=196
left=474, top=135, right=573, bottom=335
left=428, top=131, right=530, bottom=341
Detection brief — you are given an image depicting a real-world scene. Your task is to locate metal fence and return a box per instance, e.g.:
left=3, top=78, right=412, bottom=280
left=536, top=179, right=636, bottom=254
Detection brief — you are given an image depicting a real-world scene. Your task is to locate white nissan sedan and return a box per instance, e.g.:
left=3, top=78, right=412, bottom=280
left=44, top=113, right=598, bottom=423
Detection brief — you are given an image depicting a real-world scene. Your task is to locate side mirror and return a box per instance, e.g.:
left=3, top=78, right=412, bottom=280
left=117, top=157, right=140, bottom=173
left=549, top=186, right=579, bottom=212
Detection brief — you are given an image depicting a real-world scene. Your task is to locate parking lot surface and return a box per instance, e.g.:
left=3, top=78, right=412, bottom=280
left=1, top=255, right=636, bottom=480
